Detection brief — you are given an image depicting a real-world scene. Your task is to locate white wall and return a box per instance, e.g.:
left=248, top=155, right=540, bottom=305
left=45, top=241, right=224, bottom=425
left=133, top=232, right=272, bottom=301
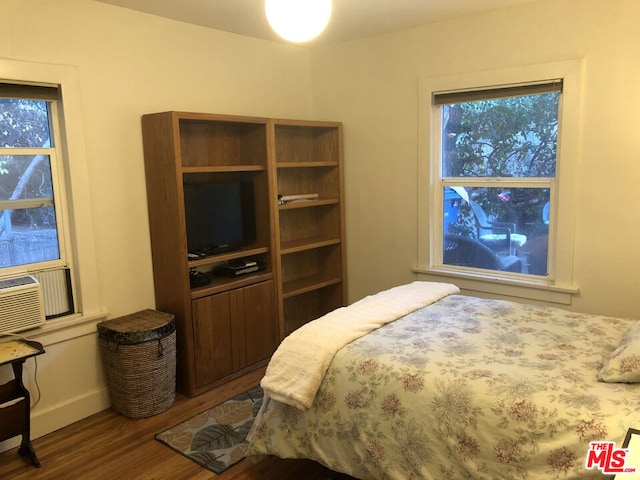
left=0, top=0, right=313, bottom=449
left=310, top=0, right=640, bottom=319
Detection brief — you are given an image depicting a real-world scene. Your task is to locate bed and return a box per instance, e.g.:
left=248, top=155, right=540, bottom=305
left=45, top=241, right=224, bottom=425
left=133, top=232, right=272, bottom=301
left=247, top=282, right=640, bottom=479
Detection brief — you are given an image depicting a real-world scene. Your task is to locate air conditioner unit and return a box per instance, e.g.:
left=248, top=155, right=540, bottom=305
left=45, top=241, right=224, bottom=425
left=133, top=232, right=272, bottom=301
left=0, top=275, right=46, bottom=334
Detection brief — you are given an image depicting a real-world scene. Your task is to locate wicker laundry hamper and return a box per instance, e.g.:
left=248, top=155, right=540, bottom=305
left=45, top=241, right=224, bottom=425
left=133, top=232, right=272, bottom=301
left=98, top=309, right=176, bottom=418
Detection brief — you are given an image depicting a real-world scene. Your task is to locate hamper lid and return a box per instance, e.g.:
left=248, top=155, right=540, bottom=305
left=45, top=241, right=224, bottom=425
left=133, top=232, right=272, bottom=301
left=97, top=309, right=175, bottom=345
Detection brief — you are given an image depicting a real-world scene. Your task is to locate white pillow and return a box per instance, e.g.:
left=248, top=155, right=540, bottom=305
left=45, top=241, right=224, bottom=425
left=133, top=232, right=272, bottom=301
left=598, top=321, right=640, bottom=383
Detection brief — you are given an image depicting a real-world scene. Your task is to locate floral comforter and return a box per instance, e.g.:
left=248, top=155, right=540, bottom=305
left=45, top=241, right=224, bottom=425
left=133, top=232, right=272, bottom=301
left=247, top=294, right=640, bottom=479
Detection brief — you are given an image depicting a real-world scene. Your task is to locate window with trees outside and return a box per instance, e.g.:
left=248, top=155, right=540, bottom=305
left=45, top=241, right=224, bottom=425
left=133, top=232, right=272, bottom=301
left=0, top=84, right=74, bottom=318
left=436, top=82, right=561, bottom=278
left=417, top=61, right=580, bottom=303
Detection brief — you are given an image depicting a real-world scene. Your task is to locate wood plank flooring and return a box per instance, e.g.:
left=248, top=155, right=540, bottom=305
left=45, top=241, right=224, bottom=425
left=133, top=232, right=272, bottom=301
left=0, top=367, right=355, bottom=480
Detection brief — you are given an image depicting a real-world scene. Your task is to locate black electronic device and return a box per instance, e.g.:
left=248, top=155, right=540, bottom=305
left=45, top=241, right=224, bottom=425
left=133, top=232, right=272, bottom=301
left=212, top=259, right=265, bottom=278
left=183, top=182, right=256, bottom=256
left=189, top=269, right=211, bottom=288
left=227, top=258, right=257, bottom=269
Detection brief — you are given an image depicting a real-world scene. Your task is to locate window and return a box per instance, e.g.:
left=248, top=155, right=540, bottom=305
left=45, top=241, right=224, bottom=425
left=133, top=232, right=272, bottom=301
left=437, top=82, right=560, bottom=277
left=416, top=61, right=581, bottom=303
left=0, top=83, right=74, bottom=317
left=0, top=58, right=103, bottom=334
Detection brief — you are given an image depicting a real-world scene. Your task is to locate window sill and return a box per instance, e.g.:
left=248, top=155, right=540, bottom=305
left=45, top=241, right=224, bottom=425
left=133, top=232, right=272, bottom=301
left=412, top=267, right=579, bottom=305
left=11, top=309, right=110, bottom=347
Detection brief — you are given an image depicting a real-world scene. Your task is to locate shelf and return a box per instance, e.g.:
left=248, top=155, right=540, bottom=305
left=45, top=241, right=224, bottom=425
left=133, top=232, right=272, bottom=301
left=276, top=166, right=340, bottom=202
left=182, top=165, right=266, bottom=174
left=190, top=272, right=273, bottom=299
left=280, top=237, right=341, bottom=255
left=278, top=199, right=339, bottom=210
left=282, top=273, right=342, bottom=299
left=188, top=247, right=269, bottom=268
left=276, top=161, right=338, bottom=168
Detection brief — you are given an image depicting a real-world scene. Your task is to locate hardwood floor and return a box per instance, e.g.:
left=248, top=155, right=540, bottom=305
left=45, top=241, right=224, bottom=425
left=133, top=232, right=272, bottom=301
left=0, top=367, right=354, bottom=480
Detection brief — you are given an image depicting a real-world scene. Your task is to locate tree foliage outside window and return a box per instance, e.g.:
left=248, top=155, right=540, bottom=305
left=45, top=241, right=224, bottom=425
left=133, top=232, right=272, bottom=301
left=439, top=89, right=559, bottom=276
left=443, top=94, right=557, bottom=177
left=0, top=98, right=60, bottom=268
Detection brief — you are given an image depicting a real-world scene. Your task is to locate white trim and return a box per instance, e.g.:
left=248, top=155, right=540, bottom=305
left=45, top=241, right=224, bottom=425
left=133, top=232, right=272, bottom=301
left=0, top=373, right=110, bottom=453
left=30, top=385, right=110, bottom=441
left=417, top=59, right=583, bottom=301
left=412, top=267, right=577, bottom=305
left=0, top=57, right=103, bottom=322
left=47, top=101, right=72, bottom=273
left=18, top=309, right=109, bottom=346
left=1, top=388, right=111, bottom=452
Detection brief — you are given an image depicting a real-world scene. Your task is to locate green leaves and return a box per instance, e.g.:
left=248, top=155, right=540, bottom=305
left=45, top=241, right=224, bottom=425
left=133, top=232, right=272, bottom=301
left=443, top=93, right=559, bottom=179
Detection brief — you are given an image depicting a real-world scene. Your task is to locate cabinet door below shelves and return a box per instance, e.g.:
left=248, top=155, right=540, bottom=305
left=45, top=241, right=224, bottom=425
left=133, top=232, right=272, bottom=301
left=191, top=280, right=278, bottom=389
left=235, top=280, right=278, bottom=368
left=192, top=292, right=234, bottom=388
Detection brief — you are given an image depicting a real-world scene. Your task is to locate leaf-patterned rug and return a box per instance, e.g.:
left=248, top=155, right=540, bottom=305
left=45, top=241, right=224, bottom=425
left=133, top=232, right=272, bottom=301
left=155, top=386, right=263, bottom=474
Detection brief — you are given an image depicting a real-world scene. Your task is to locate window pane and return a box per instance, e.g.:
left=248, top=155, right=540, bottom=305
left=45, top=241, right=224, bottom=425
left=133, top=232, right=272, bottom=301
left=0, top=207, right=60, bottom=267
left=0, top=154, right=53, bottom=200
left=441, top=93, right=559, bottom=178
left=0, top=99, right=51, bottom=148
left=443, top=186, right=549, bottom=276
left=0, top=153, right=58, bottom=267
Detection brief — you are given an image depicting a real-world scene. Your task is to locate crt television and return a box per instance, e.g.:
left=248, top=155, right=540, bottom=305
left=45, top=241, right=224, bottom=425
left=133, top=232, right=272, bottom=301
left=183, top=181, right=256, bottom=255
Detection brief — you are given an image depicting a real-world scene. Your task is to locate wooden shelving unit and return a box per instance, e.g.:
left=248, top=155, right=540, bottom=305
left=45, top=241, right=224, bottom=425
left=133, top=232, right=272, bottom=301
left=271, top=120, right=347, bottom=336
left=141, top=112, right=346, bottom=396
left=141, top=112, right=279, bottom=397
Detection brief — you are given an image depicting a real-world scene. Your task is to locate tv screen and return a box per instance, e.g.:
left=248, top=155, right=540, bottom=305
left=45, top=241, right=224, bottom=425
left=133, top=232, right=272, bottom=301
left=183, top=182, right=256, bottom=255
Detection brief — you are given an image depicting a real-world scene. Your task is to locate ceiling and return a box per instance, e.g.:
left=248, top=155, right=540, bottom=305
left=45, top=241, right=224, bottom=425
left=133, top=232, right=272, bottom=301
left=96, top=0, right=536, bottom=46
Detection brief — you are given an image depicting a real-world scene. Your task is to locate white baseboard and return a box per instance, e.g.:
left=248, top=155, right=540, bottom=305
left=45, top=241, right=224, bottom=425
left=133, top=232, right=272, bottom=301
left=0, top=387, right=110, bottom=454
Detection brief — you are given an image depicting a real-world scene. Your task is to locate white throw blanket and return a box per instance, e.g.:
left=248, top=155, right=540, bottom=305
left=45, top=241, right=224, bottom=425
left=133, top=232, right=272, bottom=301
left=261, top=281, right=460, bottom=409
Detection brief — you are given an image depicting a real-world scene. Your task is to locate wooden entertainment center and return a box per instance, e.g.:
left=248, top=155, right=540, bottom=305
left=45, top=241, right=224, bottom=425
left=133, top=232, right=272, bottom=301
left=141, top=112, right=346, bottom=396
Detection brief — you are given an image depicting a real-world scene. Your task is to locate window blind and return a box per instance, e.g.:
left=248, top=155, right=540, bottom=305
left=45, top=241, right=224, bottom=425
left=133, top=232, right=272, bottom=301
left=0, top=82, right=59, bottom=101
left=434, top=80, right=563, bottom=106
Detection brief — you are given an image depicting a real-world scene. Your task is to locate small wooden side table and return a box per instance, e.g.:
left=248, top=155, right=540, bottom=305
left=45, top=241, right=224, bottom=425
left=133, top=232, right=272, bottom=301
left=0, top=339, right=45, bottom=467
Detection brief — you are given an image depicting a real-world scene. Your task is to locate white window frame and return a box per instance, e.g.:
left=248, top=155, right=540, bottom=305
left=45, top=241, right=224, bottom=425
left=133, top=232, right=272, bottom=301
left=0, top=58, right=105, bottom=337
left=415, top=60, right=582, bottom=304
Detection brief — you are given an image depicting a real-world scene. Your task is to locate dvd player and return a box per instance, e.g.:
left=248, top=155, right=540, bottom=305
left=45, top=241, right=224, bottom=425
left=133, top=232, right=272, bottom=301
left=212, top=259, right=264, bottom=277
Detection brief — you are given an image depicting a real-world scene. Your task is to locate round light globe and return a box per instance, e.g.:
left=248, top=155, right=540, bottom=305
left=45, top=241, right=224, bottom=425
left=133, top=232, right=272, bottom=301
left=265, top=0, right=332, bottom=43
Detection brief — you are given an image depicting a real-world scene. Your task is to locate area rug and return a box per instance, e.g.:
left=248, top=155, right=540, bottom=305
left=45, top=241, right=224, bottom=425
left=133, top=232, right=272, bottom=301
left=155, top=386, right=263, bottom=474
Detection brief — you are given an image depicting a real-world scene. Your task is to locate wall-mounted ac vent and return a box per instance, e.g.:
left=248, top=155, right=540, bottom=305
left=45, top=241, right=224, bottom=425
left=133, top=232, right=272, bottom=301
left=0, top=275, right=46, bottom=334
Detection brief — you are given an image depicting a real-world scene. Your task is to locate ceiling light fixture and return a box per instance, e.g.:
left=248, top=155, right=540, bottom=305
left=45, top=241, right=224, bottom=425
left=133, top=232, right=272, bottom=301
left=265, top=0, right=332, bottom=43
